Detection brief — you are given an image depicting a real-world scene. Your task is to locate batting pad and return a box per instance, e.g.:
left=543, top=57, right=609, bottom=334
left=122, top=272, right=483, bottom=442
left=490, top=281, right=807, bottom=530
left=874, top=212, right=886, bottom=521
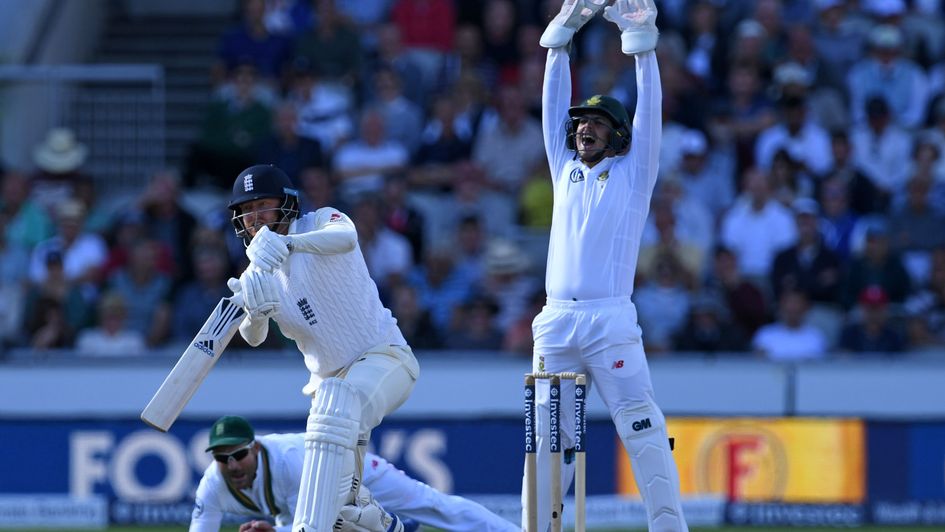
left=294, top=378, right=362, bottom=532
left=614, top=402, right=688, bottom=532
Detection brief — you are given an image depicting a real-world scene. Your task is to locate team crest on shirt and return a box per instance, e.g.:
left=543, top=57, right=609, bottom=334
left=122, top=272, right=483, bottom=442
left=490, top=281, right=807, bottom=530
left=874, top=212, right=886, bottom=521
left=297, top=298, right=317, bottom=325
left=538, top=355, right=545, bottom=372
left=597, top=171, right=610, bottom=181
left=243, top=173, right=254, bottom=191
left=569, top=168, right=585, bottom=183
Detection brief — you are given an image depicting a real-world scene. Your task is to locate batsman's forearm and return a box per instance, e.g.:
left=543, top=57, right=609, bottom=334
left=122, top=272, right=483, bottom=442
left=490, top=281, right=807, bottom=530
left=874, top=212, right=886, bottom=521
left=239, top=315, right=269, bottom=346
left=286, top=225, right=356, bottom=255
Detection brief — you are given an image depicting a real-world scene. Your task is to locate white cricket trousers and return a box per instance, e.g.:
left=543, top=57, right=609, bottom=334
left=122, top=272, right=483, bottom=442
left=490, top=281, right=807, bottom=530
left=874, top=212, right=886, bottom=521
left=523, top=296, right=686, bottom=532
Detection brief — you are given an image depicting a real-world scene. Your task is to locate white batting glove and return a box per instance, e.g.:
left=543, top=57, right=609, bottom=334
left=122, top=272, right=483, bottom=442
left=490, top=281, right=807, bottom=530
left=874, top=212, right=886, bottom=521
left=604, top=0, right=659, bottom=55
left=235, top=268, right=280, bottom=320
left=227, top=277, right=245, bottom=308
left=539, top=0, right=608, bottom=49
left=246, top=226, right=290, bottom=272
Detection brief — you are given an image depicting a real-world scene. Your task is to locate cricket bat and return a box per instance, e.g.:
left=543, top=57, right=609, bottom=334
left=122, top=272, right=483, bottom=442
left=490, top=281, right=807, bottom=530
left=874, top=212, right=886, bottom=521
left=141, top=296, right=246, bottom=431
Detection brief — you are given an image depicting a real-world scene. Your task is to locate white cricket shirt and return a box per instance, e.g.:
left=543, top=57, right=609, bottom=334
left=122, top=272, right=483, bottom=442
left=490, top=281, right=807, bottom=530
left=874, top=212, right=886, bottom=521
left=271, top=208, right=406, bottom=376
left=542, top=48, right=662, bottom=300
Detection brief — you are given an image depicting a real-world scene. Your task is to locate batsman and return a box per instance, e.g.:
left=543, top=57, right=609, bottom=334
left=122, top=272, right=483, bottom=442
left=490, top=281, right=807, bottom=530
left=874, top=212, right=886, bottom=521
left=528, top=1, right=687, bottom=531
left=225, top=164, right=419, bottom=532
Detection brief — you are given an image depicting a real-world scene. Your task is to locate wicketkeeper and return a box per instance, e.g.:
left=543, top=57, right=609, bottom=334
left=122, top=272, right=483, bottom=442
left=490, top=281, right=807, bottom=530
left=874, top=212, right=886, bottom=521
left=190, top=416, right=517, bottom=532
left=225, top=165, right=420, bottom=531
left=528, top=1, right=688, bottom=530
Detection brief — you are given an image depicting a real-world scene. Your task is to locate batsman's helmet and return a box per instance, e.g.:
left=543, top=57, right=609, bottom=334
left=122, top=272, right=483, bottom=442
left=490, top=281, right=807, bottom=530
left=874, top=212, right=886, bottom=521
left=565, top=95, right=632, bottom=152
left=227, top=164, right=300, bottom=244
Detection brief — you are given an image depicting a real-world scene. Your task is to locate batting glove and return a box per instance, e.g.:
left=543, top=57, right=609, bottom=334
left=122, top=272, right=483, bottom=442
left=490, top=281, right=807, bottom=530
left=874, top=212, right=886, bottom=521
left=246, top=226, right=290, bottom=272
left=234, top=268, right=280, bottom=320
left=539, top=0, right=608, bottom=49
left=604, top=0, right=659, bottom=55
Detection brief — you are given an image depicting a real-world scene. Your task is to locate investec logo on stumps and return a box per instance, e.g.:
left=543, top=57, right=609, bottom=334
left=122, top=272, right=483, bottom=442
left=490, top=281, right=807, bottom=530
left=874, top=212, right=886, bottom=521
left=549, top=385, right=560, bottom=452
left=524, top=385, right=535, bottom=453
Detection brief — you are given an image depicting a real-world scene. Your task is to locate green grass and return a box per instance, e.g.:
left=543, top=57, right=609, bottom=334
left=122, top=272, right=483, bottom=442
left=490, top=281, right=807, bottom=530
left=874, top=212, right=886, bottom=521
left=81, top=527, right=938, bottom=532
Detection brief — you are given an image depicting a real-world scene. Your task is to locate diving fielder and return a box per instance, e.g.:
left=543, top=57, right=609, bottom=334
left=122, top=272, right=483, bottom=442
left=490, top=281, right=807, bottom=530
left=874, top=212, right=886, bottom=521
left=225, top=165, right=419, bottom=531
left=191, top=416, right=517, bottom=532
left=529, top=1, right=687, bottom=530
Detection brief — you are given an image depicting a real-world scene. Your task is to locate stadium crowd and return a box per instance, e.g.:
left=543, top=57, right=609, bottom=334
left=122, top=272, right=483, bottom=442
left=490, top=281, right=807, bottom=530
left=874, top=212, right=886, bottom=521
left=1, top=0, right=945, bottom=359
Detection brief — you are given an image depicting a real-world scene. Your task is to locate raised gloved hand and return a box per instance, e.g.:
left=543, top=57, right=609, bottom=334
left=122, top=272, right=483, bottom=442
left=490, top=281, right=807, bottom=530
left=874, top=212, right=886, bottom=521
left=539, top=0, right=608, bottom=49
left=228, top=268, right=280, bottom=320
left=604, top=0, right=659, bottom=55
left=246, top=226, right=290, bottom=272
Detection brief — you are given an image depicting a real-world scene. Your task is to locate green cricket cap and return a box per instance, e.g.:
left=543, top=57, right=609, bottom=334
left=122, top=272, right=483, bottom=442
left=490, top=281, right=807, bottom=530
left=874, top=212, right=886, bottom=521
left=568, top=94, right=630, bottom=130
left=206, top=415, right=255, bottom=451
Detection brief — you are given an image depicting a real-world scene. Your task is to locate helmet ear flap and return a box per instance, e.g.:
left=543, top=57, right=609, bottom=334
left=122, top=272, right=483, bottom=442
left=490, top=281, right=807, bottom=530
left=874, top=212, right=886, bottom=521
left=565, top=118, right=578, bottom=150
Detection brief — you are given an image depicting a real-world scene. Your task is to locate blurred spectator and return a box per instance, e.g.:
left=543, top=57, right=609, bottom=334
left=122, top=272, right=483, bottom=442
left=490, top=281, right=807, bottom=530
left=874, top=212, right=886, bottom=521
left=390, top=0, right=456, bottom=92
left=672, top=291, right=748, bottom=353
left=443, top=294, right=503, bottom=351
left=332, top=108, right=409, bottom=203
left=847, top=24, right=929, bottom=129
left=389, top=282, right=443, bottom=351
left=408, top=92, right=475, bottom=210
left=770, top=198, right=842, bottom=305
left=297, top=166, right=344, bottom=212
left=132, top=170, right=200, bottom=284
left=352, top=194, right=413, bottom=297
left=706, top=62, right=776, bottom=178
left=440, top=24, right=497, bottom=94
left=837, top=285, right=906, bottom=354
left=679, top=0, right=727, bottom=93
left=368, top=23, right=427, bottom=106
left=381, top=175, right=425, bottom=264
left=755, top=94, right=833, bottom=177
left=818, top=129, right=888, bottom=216
left=720, top=167, right=797, bottom=279
left=0, top=212, right=30, bottom=348
left=634, top=253, right=693, bottom=353
left=28, top=199, right=107, bottom=298
left=818, top=175, right=860, bottom=262
left=752, top=289, right=828, bottom=360
left=674, top=128, right=736, bottom=220
left=406, top=242, right=475, bottom=333
left=453, top=214, right=487, bottom=284
left=477, top=239, right=539, bottom=331
left=842, top=219, right=912, bottom=309
left=503, top=287, right=545, bottom=356
left=212, top=0, right=294, bottom=89
left=811, top=0, right=865, bottom=94
left=639, top=196, right=704, bottom=289
left=22, top=248, right=92, bottom=348
left=254, top=100, right=325, bottom=186
left=171, top=247, right=233, bottom=343
left=849, top=95, right=913, bottom=196
left=472, top=84, right=544, bottom=232
left=902, top=247, right=945, bottom=351
left=29, top=127, right=93, bottom=217
left=888, top=176, right=945, bottom=285
left=334, top=0, right=394, bottom=53
left=705, top=245, right=769, bottom=337
left=476, top=0, right=519, bottom=86
left=186, top=62, right=274, bottom=189
left=100, top=211, right=175, bottom=284
left=24, top=295, right=75, bottom=350
left=517, top=163, right=553, bottom=230
left=652, top=174, right=716, bottom=256
left=368, top=65, right=424, bottom=154
left=0, top=170, right=53, bottom=250
left=294, top=0, right=362, bottom=87
left=769, top=148, right=816, bottom=207
left=288, top=56, right=355, bottom=152
left=104, top=239, right=172, bottom=347
left=75, top=292, right=147, bottom=357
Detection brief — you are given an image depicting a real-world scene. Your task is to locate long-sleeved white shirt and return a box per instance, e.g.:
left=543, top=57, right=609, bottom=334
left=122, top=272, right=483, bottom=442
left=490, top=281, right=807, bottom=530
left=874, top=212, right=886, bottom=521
left=542, top=48, right=662, bottom=300
left=267, top=208, right=406, bottom=377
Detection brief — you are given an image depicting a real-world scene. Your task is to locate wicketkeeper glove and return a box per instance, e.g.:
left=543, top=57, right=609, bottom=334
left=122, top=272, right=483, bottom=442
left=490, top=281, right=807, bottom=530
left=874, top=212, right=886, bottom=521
left=604, top=0, right=659, bottom=55
left=246, top=225, right=290, bottom=272
left=539, top=0, right=608, bottom=49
